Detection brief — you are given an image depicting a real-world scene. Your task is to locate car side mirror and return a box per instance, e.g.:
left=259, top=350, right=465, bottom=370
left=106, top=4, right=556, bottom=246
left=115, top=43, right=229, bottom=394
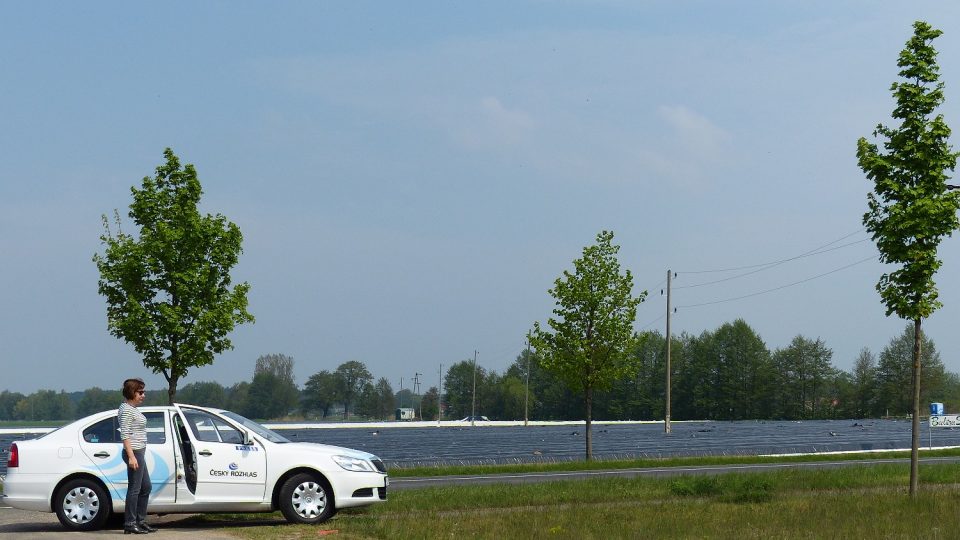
left=242, top=430, right=253, bottom=446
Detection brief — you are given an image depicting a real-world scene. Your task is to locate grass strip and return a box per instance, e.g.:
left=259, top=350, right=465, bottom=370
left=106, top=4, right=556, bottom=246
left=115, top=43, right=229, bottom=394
left=207, top=462, right=960, bottom=539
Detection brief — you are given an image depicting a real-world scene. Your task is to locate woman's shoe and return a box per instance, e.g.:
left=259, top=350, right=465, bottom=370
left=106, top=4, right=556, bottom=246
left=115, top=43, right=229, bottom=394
left=124, top=524, right=149, bottom=534
left=138, top=522, right=158, bottom=533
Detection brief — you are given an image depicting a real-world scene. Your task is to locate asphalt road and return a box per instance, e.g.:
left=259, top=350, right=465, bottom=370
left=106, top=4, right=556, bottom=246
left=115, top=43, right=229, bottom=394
left=4, top=456, right=958, bottom=538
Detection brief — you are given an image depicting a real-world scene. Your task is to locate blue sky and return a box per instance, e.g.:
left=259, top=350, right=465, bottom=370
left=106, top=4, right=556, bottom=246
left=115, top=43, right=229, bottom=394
left=2, top=2, right=960, bottom=395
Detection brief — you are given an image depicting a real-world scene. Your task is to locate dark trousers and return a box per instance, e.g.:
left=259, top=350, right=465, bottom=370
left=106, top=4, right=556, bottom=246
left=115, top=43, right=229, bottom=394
left=122, top=448, right=152, bottom=527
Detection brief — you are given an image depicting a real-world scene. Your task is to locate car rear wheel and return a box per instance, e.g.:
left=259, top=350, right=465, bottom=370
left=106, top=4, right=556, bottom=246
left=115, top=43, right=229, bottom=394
left=54, top=478, right=111, bottom=531
left=279, top=473, right=336, bottom=524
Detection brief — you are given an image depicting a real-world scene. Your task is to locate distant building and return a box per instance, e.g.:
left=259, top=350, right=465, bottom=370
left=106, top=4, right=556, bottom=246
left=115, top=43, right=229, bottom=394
left=395, top=408, right=416, bottom=421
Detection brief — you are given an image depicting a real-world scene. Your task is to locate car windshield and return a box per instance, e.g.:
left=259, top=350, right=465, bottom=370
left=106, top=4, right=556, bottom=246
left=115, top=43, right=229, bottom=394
left=220, top=410, right=291, bottom=443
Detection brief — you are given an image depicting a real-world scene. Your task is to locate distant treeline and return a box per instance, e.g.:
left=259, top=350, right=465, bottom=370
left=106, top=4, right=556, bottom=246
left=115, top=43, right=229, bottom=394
left=1, top=321, right=955, bottom=423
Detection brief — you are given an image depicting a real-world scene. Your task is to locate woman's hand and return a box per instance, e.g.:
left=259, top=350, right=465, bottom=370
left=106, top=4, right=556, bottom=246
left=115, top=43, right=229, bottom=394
left=128, top=455, right=139, bottom=470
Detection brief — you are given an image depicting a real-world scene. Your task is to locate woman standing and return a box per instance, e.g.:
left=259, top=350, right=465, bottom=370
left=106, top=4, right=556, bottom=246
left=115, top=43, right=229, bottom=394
left=119, top=378, right=155, bottom=534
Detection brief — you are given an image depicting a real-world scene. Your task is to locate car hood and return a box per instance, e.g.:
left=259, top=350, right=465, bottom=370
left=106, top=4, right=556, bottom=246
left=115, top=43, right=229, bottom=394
left=278, top=441, right=380, bottom=461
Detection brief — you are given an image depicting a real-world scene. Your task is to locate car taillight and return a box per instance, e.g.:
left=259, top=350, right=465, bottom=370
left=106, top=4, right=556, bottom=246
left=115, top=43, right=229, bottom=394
left=7, top=443, right=18, bottom=468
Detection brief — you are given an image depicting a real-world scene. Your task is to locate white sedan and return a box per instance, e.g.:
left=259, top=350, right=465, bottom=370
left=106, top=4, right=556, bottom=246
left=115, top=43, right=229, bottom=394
left=1, top=404, right=388, bottom=531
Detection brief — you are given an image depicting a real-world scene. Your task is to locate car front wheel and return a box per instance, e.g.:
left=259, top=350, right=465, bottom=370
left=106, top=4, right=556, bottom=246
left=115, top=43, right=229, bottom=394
left=54, top=478, right=111, bottom=531
left=279, top=473, right=336, bottom=524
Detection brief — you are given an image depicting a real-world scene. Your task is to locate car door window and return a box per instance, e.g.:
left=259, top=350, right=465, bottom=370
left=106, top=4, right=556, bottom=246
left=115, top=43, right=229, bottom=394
left=183, top=409, right=242, bottom=443
left=82, top=413, right=166, bottom=444
left=145, top=412, right=167, bottom=444
left=82, top=417, right=119, bottom=443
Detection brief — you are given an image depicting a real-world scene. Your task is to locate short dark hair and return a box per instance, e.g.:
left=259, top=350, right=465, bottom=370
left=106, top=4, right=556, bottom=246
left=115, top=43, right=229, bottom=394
left=122, top=378, right=145, bottom=400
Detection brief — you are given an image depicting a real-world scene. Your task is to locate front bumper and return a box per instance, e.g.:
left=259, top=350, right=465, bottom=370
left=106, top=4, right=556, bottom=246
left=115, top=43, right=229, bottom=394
left=332, top=472, right=389, bottom=509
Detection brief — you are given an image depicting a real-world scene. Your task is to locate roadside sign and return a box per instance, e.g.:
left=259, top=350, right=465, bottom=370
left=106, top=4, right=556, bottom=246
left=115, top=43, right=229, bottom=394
left=929, top=415, right=960, bottom=427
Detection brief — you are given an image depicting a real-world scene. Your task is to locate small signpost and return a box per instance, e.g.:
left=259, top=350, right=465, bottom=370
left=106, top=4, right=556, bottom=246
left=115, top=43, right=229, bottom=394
left=928, top=403, right=951, bottom=448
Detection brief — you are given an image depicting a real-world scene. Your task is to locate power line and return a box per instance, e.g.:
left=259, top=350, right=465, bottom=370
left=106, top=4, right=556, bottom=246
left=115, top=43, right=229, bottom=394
left=638, top=313, right=666, bottom=331
left=678, top=229, right=865, bottom=275
left=675, top=255, right=878, bottom=309
left=675, top=238, right=871, bottom=290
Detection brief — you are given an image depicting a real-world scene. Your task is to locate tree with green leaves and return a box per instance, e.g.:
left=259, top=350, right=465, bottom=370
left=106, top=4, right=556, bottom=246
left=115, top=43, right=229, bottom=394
left=357, top=377, right=395, bottom=420
left=875, top=324, right=945, bottom=418
left=857, top=21, right=960, bottom=495
left=246, top=372, right=297, bottom=419
left=529, top=231, right=646, bottom=459
left=254, top=353, right=299, bottom=414
left=772, top=336, right=834, bottom=420
left=850, top=348, right=878, bottom=418
left=176, top=381, right=227, bottom=408
left=0, top=391, right=26, bottom=420
left=93, top=149, right=255, bottom=405
left=302, top=370, right=339, bottom=418
left=76, top=387, right=121, bottom=416
left=333, top=360, right=373, bottom=419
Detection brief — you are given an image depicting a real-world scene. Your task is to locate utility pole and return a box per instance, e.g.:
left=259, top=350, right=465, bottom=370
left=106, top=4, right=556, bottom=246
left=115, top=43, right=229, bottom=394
left=413, top=372, right=422, bottom=420
left=665, top=269, right=672, bottom=434
left=471, top=350, right=478, bottom=426
left=399, top=377, right=404, bottom=410
left=524, top=341, right=531, bottom=427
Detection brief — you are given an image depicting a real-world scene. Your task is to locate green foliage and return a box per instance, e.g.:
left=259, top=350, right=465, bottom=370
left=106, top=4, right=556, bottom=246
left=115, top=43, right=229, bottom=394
left=529, top=231, right=646, bottom=458
left=669, top=475, right=721, bottom=497
left=334, top=360, right=373, bottom=419
left=850, top=348, right=878, bottom=418
left=252, top=354, right=299, bottom=417
left=443, top=360, right=483, bottom=419
left=75, top=387, right=121, bottom=416
left=226, top=381, right=250, bottom=413
left=857, top=21, right=958, bottom=495
left=0, top=391, right=26, bottom=420
left=771, top=336, right=835, bottom=420
left=359, top=377, right=396, bottom=420
left=858, top=21, right=960, bottom=319
left=245, top=372, right=296, bottom=419
left=530, top=231, right=646, bottom=392
left=176, top=381, right=227, bottom=408
left=875, top=323, right=945, bottom=416
left=12, top=390, right=74, bottom=421
left=669, top=474, right=772, bottom=503
left=420, top=386, right=439, bottom=420
left=670, top=321, right=773, bottom=421
left=93, top=148, right=254, bottom=404
left=301, top=370, right=339, bottom=418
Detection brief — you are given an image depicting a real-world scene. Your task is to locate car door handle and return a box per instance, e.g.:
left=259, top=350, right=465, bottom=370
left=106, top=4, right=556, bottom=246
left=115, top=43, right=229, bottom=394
left=93, top=451, right=110, bottom=458
left=198, top=450, right=213, bottom=457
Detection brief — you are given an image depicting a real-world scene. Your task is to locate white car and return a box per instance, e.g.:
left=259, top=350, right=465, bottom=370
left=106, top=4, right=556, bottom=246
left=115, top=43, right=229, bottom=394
left=1, top=404, right=388, bottom=531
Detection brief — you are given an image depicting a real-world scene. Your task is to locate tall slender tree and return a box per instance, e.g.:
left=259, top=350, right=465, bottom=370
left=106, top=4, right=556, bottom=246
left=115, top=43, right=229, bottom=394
left=857, top=21, right=960, bottom=497
left=857, top=21, right=960, bottom=495
left=529, top=231, right=646, bottom=459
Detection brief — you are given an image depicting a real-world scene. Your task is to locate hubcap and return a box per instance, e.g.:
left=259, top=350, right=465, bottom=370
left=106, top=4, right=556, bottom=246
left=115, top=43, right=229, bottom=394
left=292, top=481, right=326, bottom=519
left=63, top=486, right=100, bottom=524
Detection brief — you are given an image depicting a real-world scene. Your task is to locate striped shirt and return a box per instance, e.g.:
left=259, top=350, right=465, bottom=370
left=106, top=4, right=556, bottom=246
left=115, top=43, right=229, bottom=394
left=118, top=402, right=147, bottom=450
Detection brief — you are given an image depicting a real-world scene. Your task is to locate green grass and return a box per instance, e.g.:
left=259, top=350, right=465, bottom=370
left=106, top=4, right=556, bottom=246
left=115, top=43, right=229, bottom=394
left=202, top=462, right=960, bottom=539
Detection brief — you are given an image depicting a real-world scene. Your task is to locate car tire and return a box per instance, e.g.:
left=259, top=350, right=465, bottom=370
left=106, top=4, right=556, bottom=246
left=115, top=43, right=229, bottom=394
left=278, top=473, right=336, bottom=524
left=54, top=477, right=112, bottom=531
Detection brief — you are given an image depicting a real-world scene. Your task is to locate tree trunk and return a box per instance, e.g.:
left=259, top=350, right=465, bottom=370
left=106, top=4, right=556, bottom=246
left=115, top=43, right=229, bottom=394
left=584, top=383, right=593, bottom=461
left=167, top=378, right=178, bottom=406
left=910, top=318, right=922, bottom=497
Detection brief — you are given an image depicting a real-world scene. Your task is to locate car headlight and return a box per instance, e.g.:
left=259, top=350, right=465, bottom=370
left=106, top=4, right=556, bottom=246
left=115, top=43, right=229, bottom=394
left=332, top=455, right=376, bottom=472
